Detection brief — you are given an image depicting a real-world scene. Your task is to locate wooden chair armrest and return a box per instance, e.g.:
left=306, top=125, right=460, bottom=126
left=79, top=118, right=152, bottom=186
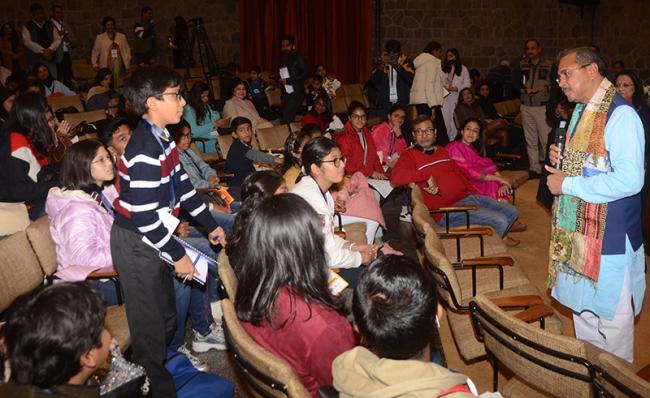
left=490, top=295, right=544, bottom=308
left=514, top=304, right=555, bottom=323
left=462, top=256, right=514, bottom=267
left=637, top=363, right=650, bottom=381
left=217, top=172, right=234, bottom=178
left=87, top=268, right=118, bottom=278
left=490, top=295, right=554, bottom=323
left=443, top=227, right=494, bottom=236
left=431, top=205, right=478, bottom=213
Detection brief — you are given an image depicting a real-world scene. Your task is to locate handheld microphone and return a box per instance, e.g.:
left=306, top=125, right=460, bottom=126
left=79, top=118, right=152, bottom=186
left=554, top=120, right=567, bottom=169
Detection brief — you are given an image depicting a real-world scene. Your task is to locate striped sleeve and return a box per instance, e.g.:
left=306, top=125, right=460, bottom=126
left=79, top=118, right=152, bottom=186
left=176, top=154, right=220, bottom=232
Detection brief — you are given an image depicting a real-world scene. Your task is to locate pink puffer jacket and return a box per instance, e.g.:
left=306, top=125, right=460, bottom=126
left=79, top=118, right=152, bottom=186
left=45, top=186, right=117, bottom=281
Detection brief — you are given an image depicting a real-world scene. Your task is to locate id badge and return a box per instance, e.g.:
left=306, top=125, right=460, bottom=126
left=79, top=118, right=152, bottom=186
left=111, top=49, right=118, bottom=58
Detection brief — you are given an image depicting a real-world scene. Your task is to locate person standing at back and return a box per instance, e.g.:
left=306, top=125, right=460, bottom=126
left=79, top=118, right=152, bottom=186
left=410, top=41, right=447, bottom=143
left=279, top=34, right=308, bottom=123
left=50, top=4, right=76, bottom=87
left=22, top=3, right=61, bottom=76
left=133, top=6, right=156, bottom=66
left=512, top=39, right=553, bottom=179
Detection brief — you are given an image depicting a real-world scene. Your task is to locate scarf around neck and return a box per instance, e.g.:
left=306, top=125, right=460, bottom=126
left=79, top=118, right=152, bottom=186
left=548, top=78, right=615, bottom=287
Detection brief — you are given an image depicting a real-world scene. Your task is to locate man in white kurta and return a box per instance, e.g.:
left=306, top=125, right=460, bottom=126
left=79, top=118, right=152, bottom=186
left=546, top=47, right=645, bottom=363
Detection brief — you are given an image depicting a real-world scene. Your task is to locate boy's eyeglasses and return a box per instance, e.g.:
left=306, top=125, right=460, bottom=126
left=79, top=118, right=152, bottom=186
left=157, top=91, right=184, bottom=101
left=321, top=156, right=347, bottom=168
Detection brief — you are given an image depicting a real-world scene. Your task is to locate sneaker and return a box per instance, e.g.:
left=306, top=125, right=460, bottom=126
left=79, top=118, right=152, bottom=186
left=177, top=345, right=210, bottom=372
left=192, top=323, right=227, bottom=352
left=399, top=212, right=412, bottom=223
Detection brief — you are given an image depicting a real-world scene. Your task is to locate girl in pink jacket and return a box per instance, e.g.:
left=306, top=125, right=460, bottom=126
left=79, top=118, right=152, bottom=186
left=45, top=140, right=119, bottom=303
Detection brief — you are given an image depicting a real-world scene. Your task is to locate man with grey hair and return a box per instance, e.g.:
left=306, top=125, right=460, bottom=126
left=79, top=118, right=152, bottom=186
left=546, top=46, right=645, bottom=363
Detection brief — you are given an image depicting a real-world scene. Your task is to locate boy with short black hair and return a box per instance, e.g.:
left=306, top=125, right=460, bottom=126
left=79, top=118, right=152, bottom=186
left=98, top=116, right=133, bottom=160
left=113, top=65, right=225, bottom=397
left=0, top=282, right=111, bottom=396
left=306, top=74, right=329, bottom=110
left=332, top=255, right=475, bottom=397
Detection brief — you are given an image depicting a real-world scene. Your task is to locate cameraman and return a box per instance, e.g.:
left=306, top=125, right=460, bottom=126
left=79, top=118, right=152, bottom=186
left=370, top=40, right=414, bottom=120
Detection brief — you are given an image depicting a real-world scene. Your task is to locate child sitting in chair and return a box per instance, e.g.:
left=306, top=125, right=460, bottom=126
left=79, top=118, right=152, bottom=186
left=333, top=255, right=477, bottom=397
left=0, top=283, right=112, bottom=397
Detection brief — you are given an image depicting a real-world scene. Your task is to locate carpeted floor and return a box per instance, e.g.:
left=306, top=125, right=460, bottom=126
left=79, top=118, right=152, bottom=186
left=198, top=179, right=650, bottom=396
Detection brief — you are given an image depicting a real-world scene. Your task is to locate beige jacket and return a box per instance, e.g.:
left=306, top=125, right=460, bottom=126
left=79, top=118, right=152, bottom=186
left=332, top=347, right=475, bottom=398
left=91, top=32, right=131, bottom=69
left=409, top=52, right=445, bottom=108
left=222, top=97, right=272, bottom=129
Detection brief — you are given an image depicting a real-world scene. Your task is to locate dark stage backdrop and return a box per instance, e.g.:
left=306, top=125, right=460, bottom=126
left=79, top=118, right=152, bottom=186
left=240, top=0, right=373, bottom=84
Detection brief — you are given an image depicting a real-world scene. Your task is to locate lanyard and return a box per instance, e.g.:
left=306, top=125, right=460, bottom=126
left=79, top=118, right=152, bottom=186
left=357, top=130, right=367, bottom=164
left=146, top=121, right=177, bottom=209
left=389, top=130, right=396, bottom=156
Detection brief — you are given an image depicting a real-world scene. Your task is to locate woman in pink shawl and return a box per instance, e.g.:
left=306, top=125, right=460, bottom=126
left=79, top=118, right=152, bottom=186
left=222, top=79, right=272, bottom=129
left=446, top=118, right=512, bottom=201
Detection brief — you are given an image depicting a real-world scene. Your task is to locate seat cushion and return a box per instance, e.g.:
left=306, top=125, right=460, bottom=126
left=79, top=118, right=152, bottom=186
left=106, top=305, right=131, bottom=350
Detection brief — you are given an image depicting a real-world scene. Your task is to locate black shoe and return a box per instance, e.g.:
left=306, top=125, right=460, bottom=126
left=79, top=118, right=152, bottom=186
left=528, top=171, right=541, bottom=179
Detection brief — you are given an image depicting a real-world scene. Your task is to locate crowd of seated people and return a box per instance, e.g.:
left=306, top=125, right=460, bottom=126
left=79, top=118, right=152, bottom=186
left=1, top=4, right=649, bottom=397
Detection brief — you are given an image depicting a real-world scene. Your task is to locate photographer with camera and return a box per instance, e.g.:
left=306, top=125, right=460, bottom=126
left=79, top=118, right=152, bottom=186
left=370, top=40, right=414, bottom=120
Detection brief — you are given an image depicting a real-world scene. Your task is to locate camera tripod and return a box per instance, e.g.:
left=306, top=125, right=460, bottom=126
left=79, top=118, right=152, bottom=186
left=184, top=17, right=219, bottom=96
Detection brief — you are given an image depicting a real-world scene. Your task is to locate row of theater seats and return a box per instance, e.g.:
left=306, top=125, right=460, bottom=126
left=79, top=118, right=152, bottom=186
left=409, top=184, right=650, bottom=397
left=0, top=217, right=131, bottom=351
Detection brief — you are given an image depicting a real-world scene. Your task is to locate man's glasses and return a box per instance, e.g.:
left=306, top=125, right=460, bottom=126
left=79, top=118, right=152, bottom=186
left=321, top=156, right=347, bottom=168
left=413, top=128, right=435, bottom=136
left=556, top=64, right=590, bottom=84
left=350, top=114, right=367, bottom=121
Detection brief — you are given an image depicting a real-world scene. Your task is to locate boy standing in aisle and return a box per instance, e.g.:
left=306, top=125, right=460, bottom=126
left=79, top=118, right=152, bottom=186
left=111, top=66, right=225, bottom=397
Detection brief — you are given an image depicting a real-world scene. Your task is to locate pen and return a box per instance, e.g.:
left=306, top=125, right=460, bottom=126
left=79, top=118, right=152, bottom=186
left=182, top=274, right=189, bottom=284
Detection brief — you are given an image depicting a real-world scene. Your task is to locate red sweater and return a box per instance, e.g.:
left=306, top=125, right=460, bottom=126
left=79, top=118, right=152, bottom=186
left=241, top=289, right=356, bottom=397
left=301, top=113, right=330, bottom=132
left=390, top=146, right=477, bottom=220
left=335, top=122, right=384, bottom=177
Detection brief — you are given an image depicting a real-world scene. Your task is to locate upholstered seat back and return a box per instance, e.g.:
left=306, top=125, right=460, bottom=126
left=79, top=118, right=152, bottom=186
left=25, top=216, right=58, bottom=276
left=221, top=298, right=310, bottom=398
left=0, top=231, right=45, bottom=312
left=472, top=294, right=593, bottom=397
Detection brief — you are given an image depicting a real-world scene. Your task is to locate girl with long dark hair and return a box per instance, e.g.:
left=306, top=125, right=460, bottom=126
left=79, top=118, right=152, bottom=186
left=0, top=93, right=60, bottom=218
left=291, top=137, right=377, bottom=270
left=235, top=193, right=356, bottom=396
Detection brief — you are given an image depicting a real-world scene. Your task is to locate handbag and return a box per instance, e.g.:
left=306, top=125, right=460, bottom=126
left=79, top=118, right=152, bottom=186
left=97, top=343, right=149, bottom=397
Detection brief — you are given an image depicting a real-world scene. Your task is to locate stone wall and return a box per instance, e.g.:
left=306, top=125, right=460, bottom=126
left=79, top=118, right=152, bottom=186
left=0, top=0, right=239, bottom=68
left=379, top=0, right=650, bottom=81
left=1, top=0, right=648, bottom=82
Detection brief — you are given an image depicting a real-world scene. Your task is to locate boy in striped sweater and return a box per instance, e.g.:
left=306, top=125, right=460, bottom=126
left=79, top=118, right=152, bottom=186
left=111, top=66, right=225, bottom=398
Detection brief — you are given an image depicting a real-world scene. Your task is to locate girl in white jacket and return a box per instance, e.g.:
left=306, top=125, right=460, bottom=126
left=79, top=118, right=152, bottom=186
left=291, top=137, right=377, bottom=273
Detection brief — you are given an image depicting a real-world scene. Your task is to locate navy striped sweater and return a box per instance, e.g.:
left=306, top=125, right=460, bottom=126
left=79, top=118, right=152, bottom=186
left=114, top=118, right=219, bottom=261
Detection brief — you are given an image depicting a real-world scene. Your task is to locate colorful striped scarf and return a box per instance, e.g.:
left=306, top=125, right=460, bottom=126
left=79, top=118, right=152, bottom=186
left=548, top=78, right=615, bottom=287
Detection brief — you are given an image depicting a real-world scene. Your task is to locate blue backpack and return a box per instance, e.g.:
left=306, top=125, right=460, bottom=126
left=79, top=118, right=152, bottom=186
left=165, top=352, right=235, bottom=398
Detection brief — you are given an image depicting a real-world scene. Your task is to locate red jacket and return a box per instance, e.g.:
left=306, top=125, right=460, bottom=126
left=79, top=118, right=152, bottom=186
left=335, top=121, right=384, bottom=177
left=390, top=146, right=477, bottom=220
